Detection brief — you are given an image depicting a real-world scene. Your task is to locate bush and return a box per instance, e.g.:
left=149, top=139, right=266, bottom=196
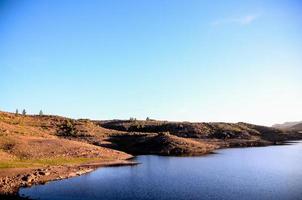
left=129, top=117, right=137, bottom=121
left=58, top=120, right=77, bottom=136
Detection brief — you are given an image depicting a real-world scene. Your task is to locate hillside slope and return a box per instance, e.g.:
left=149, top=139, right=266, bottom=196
left=106, top=132, right=217, bottom=156
left=0, top=111, right=131, bottom=168
left=0, top=111, right=134, bottom=195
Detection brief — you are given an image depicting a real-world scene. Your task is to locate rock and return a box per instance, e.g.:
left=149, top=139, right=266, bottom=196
left=21, top=182, right=27, bottom=186
left=2, top=177, right=9, bottom=184
left=38, top=171, right=46, bottom=175
left=76, top=171, right=86, bottom=175
left=39, top=171, right=50, bottom=176
left=68, top=172, right=77, bottom=177
left=21, top=174, right=35, bottom=182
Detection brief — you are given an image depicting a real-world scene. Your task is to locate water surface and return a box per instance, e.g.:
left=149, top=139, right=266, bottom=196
left=19, top=141, right=302, bottom=200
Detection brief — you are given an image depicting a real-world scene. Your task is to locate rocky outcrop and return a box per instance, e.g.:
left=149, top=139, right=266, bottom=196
left=107, top=132, right=218, bottom=156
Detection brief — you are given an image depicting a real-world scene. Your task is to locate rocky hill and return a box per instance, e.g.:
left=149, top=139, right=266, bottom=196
left=0, top=111, right=130, bottom=166
left=97, top=119, right=301, bottom=142
left=105, top=132, right=217, bottom=156
left=0, top=111, right=132, bottom=195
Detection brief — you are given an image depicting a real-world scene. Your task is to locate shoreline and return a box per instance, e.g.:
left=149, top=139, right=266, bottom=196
left=0, top=159, right=138, bottom=199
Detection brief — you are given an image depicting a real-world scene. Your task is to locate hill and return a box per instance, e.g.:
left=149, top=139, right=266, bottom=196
left=290, top=123, right=302, bottom=131
left=273, top=121, right=302, bottom=132
left=106, top=132, right=217, bottom=156
left=0, top=111, right=132, bottom=195
left=98, top=119, right=301, bottom=142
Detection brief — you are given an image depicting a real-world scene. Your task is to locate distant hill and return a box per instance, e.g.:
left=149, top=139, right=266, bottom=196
left=273, top=121, right=302, bottom=131
left=97, top=119, right=302, bottom=144
left=290, top=123, right=302, bottom=131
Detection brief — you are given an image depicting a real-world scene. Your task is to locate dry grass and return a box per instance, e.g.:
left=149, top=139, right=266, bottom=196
left=0, top=157, right=100, bottom=169
left=0, top=111, right=132, bottom=169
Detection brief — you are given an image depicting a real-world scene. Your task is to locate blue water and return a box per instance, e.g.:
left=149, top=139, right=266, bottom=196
left=19, top=141, right=302, bottom=200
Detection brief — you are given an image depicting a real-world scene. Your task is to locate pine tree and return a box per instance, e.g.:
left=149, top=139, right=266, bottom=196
left=39, top=110, right=43, bottom=116
left=22, top=109, right=26, bottom=116
left=15, top=109, right=19, bottom=116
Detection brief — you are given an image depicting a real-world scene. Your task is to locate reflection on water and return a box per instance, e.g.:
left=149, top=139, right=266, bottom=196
left=19, top=141, right=302, bottom=200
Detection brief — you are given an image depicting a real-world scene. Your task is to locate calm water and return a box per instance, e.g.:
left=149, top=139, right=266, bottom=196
left=19, top=141, right=302, bottom=200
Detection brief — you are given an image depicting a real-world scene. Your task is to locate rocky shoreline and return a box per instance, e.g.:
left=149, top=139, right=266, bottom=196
left=0, top=159, right=137, bottom=199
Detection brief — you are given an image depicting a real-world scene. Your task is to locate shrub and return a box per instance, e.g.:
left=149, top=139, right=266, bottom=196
left=130, top=117, right=137, bottom=121
left=58, top=120, right=77, bottom=136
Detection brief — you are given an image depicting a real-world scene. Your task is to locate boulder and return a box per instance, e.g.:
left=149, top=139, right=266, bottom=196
left=21, top=174, right=35, bottom=182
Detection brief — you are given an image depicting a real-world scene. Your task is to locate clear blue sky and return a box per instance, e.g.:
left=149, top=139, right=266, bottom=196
left=1, top=0, right=301, bottom=125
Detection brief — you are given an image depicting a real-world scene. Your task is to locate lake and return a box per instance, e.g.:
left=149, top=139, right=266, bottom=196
left=19, top=141, right=302, bottom=200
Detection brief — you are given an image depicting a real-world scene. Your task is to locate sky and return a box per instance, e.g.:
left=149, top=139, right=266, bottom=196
left=0, top=0, right=302, bottom=126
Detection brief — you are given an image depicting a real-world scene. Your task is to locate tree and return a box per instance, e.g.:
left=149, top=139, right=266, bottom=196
left=39, top=110, right=43, bottom=116
left=22, top=109, right=26, bottom=116
left=146, top=117, right=150, bottom=121
left=130, top=117, right=136, bottom=121
left=15, top=109, right=19, bottom=116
